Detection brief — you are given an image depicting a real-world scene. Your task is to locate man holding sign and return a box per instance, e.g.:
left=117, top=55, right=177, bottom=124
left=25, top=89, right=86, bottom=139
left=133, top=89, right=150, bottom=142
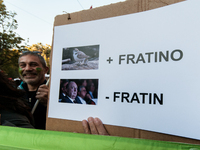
left=18, top=51, right=49, bottom=129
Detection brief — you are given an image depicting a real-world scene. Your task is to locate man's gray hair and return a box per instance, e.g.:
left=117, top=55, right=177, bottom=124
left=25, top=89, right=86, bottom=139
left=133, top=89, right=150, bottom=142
left=18, top=51, right=47, bottom=68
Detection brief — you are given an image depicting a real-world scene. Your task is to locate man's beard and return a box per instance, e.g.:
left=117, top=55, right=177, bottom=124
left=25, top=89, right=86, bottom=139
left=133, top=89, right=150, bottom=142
left=21, top=71, right=42, bottom=86
left=25, top=78, right=40, bottom=85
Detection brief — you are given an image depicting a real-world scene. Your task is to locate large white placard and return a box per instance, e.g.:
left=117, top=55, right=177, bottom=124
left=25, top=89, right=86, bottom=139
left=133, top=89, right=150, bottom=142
left=49, top=0, right=200, bottom=140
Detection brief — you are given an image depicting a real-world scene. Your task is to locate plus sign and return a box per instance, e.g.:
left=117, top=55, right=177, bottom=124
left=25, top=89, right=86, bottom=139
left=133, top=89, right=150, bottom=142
left=107, top=57, right=113, bottom=64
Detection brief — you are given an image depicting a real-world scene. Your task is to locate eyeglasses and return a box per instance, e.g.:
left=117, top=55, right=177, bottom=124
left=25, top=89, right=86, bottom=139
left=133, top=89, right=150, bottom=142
left=22, top=51, right=42, bottom=55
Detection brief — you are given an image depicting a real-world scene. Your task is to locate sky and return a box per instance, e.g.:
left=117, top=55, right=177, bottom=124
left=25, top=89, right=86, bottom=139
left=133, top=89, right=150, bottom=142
left=3, top=0, right=126, bottom=46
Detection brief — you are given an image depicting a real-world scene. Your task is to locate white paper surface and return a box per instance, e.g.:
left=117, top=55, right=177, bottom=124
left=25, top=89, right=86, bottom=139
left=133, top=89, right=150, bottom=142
left=48, top=0, right=200, bottom=140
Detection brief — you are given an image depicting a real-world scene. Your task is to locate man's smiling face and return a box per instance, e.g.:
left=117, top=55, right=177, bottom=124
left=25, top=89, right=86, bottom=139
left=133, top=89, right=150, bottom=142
left=19, top=55, right=46, bottom=86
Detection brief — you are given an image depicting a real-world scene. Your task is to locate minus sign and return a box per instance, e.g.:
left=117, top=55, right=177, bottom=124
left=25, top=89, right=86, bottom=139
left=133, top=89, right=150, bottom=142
left=106, top=97, right=109, bottom=99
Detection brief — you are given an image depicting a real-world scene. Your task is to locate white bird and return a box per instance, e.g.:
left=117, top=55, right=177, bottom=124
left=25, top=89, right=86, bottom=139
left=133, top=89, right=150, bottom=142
left=73, top=48, right=89, bottom=65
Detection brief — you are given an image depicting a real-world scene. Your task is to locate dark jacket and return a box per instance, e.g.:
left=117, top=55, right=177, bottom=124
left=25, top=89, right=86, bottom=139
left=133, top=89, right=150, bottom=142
left=19, top=80, right=47, bottom=129
left=0, top=110, right=34, bottom=128
left=59, top=93, right=82, bottom=104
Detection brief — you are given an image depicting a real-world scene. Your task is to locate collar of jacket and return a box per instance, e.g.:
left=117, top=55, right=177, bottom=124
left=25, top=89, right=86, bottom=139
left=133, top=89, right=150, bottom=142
left=18, top=80, right=47, bottom=92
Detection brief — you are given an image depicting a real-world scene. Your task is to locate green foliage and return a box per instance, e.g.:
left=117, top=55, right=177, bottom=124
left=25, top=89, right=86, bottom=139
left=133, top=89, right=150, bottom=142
left=6, top=64, right=19, bottom=78
left=0, top=1, right=51, bottom=77
left=0, top=0, right=24, bottom=78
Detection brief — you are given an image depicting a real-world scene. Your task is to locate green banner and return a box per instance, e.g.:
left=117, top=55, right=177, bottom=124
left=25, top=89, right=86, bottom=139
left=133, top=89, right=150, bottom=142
left=0, top=126, right=199, bottom=150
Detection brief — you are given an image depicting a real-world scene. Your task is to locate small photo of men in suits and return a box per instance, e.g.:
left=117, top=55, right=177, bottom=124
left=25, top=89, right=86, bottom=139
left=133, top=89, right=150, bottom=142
left=59, top=79, right=98, bottom=105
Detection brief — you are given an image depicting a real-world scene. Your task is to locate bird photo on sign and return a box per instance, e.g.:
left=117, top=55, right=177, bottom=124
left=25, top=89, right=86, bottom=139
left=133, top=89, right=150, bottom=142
left=62, top=45, right=99, bottom=70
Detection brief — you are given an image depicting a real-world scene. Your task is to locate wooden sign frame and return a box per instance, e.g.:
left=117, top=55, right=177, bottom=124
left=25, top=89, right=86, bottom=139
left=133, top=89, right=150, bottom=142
left=46, top=0, right=200, bottom=145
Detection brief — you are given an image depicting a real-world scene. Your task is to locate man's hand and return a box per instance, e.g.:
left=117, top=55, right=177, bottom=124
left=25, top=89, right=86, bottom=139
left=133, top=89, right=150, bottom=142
left=36, top=84, right=49, bottom=106
left=82, top=117, right=109, bottom=135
